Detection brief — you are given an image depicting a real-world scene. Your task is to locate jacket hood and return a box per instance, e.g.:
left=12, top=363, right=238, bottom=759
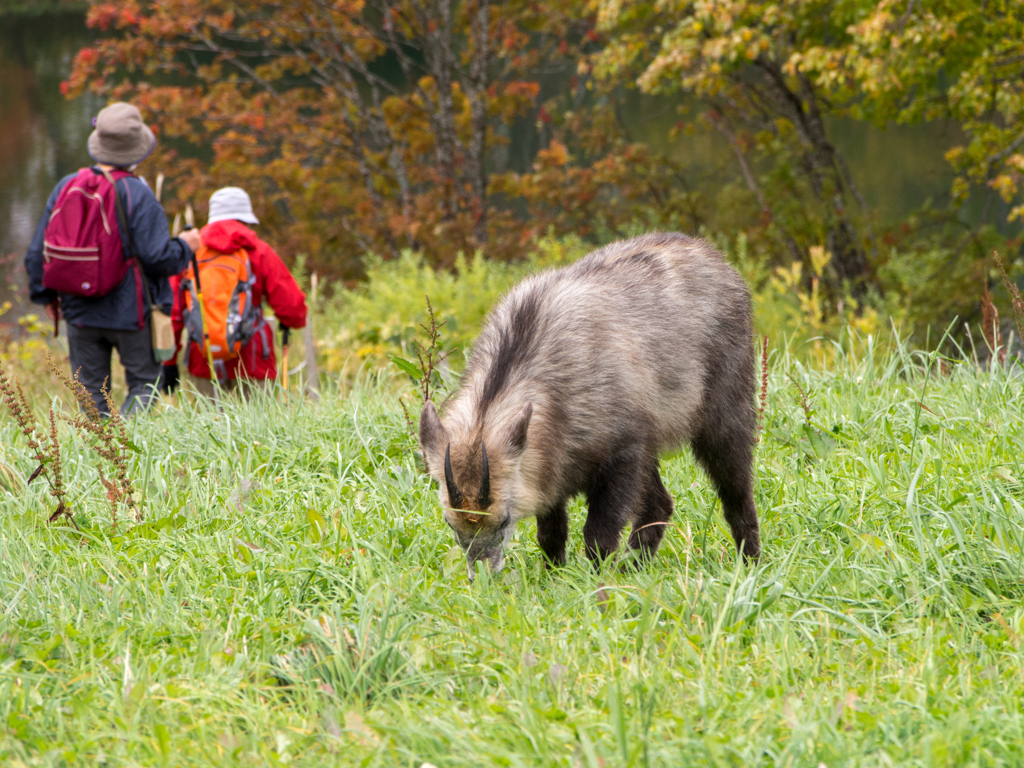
left=201, top=219, right=259, bottom=254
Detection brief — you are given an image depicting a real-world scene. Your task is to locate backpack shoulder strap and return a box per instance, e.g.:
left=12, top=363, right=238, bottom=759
left=98, top=168, right=155, bottom=311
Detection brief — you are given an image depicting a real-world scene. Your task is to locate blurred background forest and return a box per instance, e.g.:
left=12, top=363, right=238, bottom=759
left=2, top=0, right=1024, bottom=387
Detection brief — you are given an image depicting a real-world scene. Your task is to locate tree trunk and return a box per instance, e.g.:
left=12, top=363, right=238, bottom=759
left=415, top=0, right=461, bottom=221
left=754, top=58, right=872, bottom=297
left=464, top=0, right=490, bottom=247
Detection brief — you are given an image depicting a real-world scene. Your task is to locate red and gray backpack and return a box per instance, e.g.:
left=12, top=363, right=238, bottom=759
left=42, top=168, right=133, bottom=297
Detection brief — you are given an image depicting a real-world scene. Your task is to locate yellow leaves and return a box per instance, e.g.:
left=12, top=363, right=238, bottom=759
left=848, top=6, right=894, bottom=48
left=332, top=0, right=365, bottom=14
left=808, top=245, right=832, bottom=278
left=848, top=305, right=881, bottom=337
left=596, top=0, right=623, bottom=28
left=990, top=172, right=1020, bottom=203
left=536, top=139, right=570, bottom=168
left=770, top=260, right=803, bottom=293
left=950, top=175, right=971, bottom=203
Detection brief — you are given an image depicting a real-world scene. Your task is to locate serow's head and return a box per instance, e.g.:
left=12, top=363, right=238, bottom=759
left=419, top=401, right=532, bottom=579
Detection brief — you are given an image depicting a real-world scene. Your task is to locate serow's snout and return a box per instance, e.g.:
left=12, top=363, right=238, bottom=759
left=454, top=523, right=513, bottom=581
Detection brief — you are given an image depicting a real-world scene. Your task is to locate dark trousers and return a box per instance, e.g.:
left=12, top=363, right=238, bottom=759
left=66, top=324, right=159, bottom=417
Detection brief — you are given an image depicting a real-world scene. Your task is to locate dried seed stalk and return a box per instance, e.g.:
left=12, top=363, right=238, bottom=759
left=414, top=295, right=453, bottom=408
left=980, top=282, right=1004, bottom=366
left=756, top=336, right=769, bottom=442
left=0, top=362, right=72, bottom=525
left=398, top=393, right=415, bottom=434
left=788, top=372, right=813, bottom=425
left=45, top=405, right=73, bottom=525
left=994, top=253, right=1024, bottom=354
left=0, top=363, right=41, bottom=461
left=49, top=357, right=139, bottom=523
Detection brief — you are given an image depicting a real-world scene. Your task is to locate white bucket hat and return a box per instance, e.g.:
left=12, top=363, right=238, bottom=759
left=87, top=102, right=157, bottom=167
left=207, top=187, right=260, bottom=226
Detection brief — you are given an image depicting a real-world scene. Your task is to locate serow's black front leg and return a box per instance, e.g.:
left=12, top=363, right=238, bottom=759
left=536, top=501, right=568, bottom=567
left=583, top=446, right=647, bottom=567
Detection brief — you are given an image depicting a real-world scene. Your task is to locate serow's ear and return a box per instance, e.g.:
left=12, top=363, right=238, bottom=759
left=419, top=401, right=447, bottom=460
left=504, top=402, right=532, bottom=457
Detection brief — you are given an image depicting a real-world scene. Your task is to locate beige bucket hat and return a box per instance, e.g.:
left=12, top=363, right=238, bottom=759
left=87, top=102, right=156, bottom=167
left=208, top=187, right=260, bottom=225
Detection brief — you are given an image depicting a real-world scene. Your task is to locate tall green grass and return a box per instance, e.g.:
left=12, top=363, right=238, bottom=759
left=1, top=336, right=1023, bottom=766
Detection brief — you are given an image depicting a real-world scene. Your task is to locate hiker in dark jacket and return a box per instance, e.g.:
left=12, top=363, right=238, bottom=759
left=24, top=102, right=202, bottom=415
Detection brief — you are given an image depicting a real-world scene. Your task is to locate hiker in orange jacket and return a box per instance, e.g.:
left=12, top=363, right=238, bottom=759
left=170, top=187, right=307, bottom=396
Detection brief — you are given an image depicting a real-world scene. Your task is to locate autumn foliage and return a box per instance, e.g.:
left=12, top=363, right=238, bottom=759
left=64, top=0, right=680, bottom=278
left=64, top=0, right=1024, bottom=335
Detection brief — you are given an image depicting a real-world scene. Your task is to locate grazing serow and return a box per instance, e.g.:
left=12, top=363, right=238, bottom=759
left=419, top=232, right=760, bottom=577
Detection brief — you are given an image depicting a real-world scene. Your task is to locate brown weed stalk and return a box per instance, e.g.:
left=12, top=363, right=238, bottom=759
left=788, top=372, right=813, bottom=426
left=0, top=362, right=73, bottom=526
left=44, top=405, right=72, bottom=524
left=994, top=253, right=1024, bottom=354
left=980, top=283, right=1004, bottom=367
left=100, top=383, right=140, bottom=522
left=413, top=295, right=453, bottom=409
left=398, top=393, right=415, bottom=434
left=49, top=357, right=139, bottom=524
left=756, top=336, right=769, bottom=442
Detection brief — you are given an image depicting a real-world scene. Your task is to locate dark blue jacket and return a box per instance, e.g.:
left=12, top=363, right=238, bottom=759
left=25, top=167, right=193, bottom=331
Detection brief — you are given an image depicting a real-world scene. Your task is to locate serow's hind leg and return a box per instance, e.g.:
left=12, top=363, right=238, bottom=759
left=536, top=501, right=568, bottom=567
left=626, top=463, right=675, bottom=564
left=691, top=427, right=761, bottom=561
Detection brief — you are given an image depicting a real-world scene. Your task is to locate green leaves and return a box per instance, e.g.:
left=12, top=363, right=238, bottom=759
left=388, top=355, right=422, bottom=382
left=768, top=421, right=837, bottom=462
left=306, top=508, right=328, bottom=543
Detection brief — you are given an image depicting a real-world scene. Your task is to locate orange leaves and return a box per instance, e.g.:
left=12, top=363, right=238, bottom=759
left=484, top=79, right=540, bottom=124
left=497, top=18, right=529, bottom=53
left=79, top=48, right=102, bottom=71
left=503, top=81, right=540, bottom=100
left=87, top=2, right=143, bottom=31
left=65, top=0, right=669, bottom=275
left=62, top=46, right=103, bottom=98
left=332, top=0, right=366, bottom=15
left=536, top=139, right=569, bottom=168
left=87, top=3, right=121, bottom=30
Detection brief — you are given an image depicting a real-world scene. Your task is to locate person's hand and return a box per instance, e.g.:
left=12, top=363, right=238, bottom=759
left=44, top=301, right=60, bottom=322
left=179, top=228, right=202, bottom=253
left=158, top=363, right=180, bottom=394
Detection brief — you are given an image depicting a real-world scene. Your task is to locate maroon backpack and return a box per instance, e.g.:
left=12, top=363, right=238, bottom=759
left=42, top=168, right=134, bottom=297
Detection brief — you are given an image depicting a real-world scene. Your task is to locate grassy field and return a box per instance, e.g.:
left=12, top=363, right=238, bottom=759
left=1, top=337, right=1023, bottom=767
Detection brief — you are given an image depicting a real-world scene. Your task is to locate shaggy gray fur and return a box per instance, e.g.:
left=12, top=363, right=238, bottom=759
left=420, top=232, right=760, bottom=577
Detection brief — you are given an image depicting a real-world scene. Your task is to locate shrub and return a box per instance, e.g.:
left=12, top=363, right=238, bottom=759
left=314, top=233, right=891, bottom=380
left=314, top=235, right=589, bottom=377
left=0, top=303, right=69, bottom=405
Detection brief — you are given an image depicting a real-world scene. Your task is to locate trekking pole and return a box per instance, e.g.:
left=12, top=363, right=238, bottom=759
left=185, top=226, right=217, bottom=386
left=280, top=325, right=291, bottom=392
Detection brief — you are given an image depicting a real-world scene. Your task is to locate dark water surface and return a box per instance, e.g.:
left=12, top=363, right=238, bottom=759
left=0, top=13, right=99, bottom=314
left=619, top=87, right=965, bottom=227
left=0, top=13, right=992, bottom=318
